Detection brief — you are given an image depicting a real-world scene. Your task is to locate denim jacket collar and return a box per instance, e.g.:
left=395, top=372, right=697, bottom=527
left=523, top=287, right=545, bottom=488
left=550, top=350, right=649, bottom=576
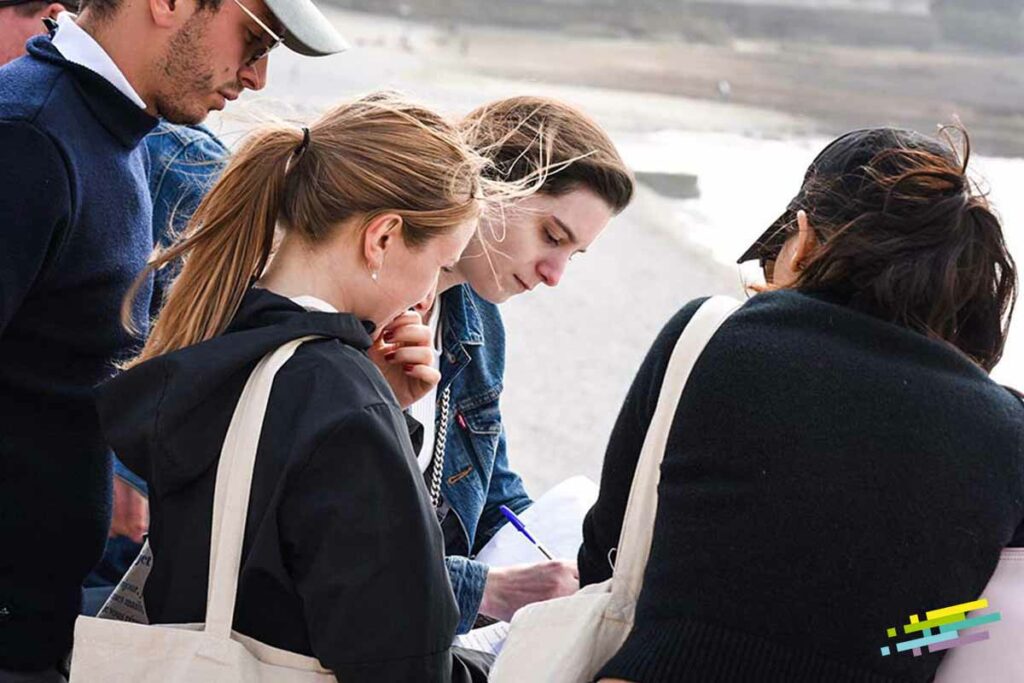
left=439, top=284, right=486, bottom=389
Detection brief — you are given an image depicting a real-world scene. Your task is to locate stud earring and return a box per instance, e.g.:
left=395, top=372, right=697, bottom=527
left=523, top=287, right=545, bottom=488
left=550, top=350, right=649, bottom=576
left=371, top=271, right=379, bottom=282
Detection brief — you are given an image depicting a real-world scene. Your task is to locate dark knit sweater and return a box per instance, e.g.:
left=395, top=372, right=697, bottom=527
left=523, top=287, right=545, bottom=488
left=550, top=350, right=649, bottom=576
left=580, top=290, right=1024, bottom=683
left=0, top=36, right=157, bottom=670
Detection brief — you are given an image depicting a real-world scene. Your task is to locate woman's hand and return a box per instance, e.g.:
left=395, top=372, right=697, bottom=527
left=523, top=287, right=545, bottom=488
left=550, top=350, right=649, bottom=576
left=479, top=560, right=580, bottom=622
left=369, top=310, right=440, bottom=410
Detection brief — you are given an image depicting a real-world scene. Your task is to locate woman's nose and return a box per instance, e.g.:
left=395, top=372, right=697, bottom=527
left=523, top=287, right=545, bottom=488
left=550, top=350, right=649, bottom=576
left=537, top=258, right=567, bottom=288
left=415, top=288, right=438, bottom=316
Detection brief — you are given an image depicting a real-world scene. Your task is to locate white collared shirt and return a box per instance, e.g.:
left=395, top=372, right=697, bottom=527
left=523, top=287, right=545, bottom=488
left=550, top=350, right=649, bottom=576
left=290, top=295, right=338, bottom=314
left=408, top=302, right=444, bottom=474
left=50, top=12, right=146, bottom=109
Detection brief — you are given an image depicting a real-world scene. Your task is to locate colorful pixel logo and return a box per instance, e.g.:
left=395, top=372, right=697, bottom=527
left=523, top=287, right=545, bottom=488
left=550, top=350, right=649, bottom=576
left=881, top=599, right=1002, bottom=657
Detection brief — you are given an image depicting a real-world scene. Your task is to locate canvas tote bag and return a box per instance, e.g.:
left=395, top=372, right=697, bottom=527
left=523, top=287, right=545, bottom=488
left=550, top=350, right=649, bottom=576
left=933, top=399, right=1024, bottom=679
left=490, top=296, right=743, bottom=683
left=931, top=548, right=1024, bottom=679
left=71, top=336, right=335, bottom=682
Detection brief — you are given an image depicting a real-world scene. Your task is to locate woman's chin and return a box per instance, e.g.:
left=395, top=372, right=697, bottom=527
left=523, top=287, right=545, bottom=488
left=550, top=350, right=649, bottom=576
left=472, top=283, right=512, bottom=305
left=375, top=310, right=404, bottom=338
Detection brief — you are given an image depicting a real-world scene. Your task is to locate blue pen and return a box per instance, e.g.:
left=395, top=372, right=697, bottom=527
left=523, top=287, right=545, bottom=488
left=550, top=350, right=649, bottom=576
left=499, top=505, right=554, bottom=560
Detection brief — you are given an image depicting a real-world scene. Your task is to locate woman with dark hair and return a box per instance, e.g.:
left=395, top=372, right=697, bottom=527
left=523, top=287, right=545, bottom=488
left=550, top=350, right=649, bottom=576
left=581, top=127, right=1023, bottom=682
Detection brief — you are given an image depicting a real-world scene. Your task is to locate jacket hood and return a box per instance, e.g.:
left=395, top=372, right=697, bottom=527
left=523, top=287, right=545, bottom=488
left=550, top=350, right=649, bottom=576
left=97, top=288, right=375, bottom=493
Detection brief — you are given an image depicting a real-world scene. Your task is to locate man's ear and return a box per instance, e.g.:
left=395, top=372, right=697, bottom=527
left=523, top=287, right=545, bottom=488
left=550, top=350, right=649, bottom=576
left=46, top=3, right=66, bottom=19
left=792, top=209, right=818, bottom=273
left=362, top=213, right=403, bottom=275
left=148, top=0, right=191, bottom=29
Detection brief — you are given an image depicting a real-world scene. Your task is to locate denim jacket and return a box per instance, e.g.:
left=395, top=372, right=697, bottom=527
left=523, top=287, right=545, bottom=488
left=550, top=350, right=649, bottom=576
left=437, top=284, right=533, bottom=633
left=146, top=121, right=228, bottom=316
left=146, top=120, right=228, bottom=239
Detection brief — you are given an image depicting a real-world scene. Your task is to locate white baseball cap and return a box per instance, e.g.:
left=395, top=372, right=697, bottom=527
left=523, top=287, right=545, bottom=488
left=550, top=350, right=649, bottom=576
left=264, top=0, right=349, bottom=57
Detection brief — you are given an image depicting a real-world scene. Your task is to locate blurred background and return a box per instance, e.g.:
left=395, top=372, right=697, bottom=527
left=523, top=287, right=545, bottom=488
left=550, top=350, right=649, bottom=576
left=208, top=0, right=1024, bottom=496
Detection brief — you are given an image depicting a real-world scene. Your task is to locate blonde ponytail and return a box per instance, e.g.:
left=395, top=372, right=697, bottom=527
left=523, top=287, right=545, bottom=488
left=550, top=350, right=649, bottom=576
left=123, top=127, right=303, bottom=366
left=124, top=92, right=534, bottom=368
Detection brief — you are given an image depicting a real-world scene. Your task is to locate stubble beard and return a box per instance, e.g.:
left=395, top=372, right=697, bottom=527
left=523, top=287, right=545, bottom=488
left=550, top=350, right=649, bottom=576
left=153, top=15, right=218, bottom=125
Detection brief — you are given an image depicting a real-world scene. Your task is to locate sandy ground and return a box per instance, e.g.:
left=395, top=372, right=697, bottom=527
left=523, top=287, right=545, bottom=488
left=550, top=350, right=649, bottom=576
left=210, top=6, right=1019, bottom=497
left=423, top=16, right=1024, bottom=157
left=498, top=191, right=743, bottom=494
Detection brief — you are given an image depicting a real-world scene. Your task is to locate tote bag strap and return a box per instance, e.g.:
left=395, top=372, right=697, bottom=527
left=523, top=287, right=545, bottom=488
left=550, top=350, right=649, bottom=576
left=609, top=296, right=743, bottom=612
left=205, top=335, right=322, bottom=639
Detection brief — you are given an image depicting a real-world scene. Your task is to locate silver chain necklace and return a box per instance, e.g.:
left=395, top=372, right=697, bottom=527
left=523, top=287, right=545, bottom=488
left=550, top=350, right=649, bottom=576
left=428, top=385, right=451, bottom=508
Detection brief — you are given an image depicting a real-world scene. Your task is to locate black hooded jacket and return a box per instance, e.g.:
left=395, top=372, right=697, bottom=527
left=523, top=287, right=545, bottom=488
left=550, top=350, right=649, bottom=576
left=96, top=288, right=481, bottom=682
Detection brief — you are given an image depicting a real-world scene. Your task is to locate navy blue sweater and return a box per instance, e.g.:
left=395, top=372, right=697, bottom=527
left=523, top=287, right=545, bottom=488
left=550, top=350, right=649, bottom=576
left=0, top=35, right=157, bottom=671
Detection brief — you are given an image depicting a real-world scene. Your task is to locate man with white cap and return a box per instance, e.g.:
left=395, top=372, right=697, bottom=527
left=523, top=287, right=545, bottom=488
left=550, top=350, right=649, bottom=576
left=0, top=1, right=345, bottom=680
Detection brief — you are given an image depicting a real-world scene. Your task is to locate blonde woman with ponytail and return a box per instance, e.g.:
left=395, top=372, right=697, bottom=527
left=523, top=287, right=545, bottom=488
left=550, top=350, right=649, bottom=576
left=94, top=93, right=498, bottom=682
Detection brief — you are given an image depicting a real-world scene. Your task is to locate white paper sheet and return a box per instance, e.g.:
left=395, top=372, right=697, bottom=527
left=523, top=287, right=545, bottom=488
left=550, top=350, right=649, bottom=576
left=452, top=477, right=599, bottom=654
left=453, top=621, right=511, bottom=655
left=96, top=540, right=152, bottom=624
left=475, top=475, right=599, bottom=568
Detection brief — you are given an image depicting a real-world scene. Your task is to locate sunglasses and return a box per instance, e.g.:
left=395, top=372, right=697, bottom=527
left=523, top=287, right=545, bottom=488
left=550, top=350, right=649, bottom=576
left=232, top=0, right=283, bottom=68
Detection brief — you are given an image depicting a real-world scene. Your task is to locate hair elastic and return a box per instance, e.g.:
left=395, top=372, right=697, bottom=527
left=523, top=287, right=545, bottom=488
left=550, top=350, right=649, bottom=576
left=294, top=127, right=311, bottom=157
